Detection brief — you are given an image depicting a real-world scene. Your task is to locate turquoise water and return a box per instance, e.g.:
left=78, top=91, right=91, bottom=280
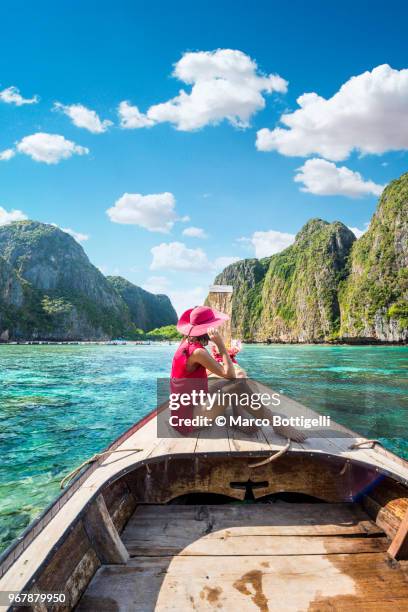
left=0, top=343, right=407, bottom=553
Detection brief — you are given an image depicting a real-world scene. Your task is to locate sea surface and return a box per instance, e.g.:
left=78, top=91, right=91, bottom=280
left=0, top=343, right=407, bottom=554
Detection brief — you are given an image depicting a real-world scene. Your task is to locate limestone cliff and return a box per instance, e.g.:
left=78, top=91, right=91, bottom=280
left=339, top=173, right=408, bottom=342
left=214, top=220, right=355, bottom=342
left=107, top=276, right=177, bottom=332
left=0, top=221, right=177, bottom=341
left=213, top=172, right=408, bottom=343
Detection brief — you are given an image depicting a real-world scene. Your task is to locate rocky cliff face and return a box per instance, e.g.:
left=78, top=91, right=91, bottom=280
left=0, top=256, right=26, bottom=341
left=213, top=172, right=408, bottom=343
left=339, top=173, right=408, bottom=342
left=0, top=221, right=131, bottom=340
left=0, top=221, right=176, bottom=341
left=215, top=220, right=355, bottom=342
left=212, top=258, right=271, bottom=339
left=107, top=276, right=177, bottom=332
left=258, top=220, right=356, bottom=342
left=0, top=256, right=24, bottom=308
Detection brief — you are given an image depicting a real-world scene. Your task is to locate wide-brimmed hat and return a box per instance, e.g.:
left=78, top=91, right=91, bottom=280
left=177, top=305, right=229, bottom=336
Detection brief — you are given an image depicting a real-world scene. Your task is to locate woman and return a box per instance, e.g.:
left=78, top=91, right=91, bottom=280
left=170, top=306, right=236, bottom=434
left=170, top=305, right=306, bottom=442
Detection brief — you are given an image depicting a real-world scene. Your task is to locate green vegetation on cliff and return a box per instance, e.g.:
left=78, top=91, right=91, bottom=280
left=146, top=325, right=182, bottom=341
left=213, top=171, right=408, bottom=343
left=215, top=219, right=355, bottom=342
left=107, top=276, right=177, bottom=332
left=212, top=257, right=271, bottom=339
left=0, top=221, right=177, bottom=341
left=260, top=220, right=355, bottom=342
left=339, top=173, right=408, bottom=341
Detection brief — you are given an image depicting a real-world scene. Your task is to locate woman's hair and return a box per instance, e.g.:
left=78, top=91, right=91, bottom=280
left=185, top=333, right=210, bottom=345
left=182, top=333, right=209, bottom=357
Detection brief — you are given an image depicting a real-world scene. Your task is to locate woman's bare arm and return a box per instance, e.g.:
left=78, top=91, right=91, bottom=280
left=191, top=348, right=235, bottom=378
left=190, top=329, right=236, bottom=379
left=209, top=328, right=236, bottom=378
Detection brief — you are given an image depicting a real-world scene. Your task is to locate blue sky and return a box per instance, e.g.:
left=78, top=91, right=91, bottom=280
left=1, top=0, right=407, bottom=314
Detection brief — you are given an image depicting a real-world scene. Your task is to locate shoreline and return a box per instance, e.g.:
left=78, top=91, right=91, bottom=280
left=0, top=340, right=406, bottom=347
left=0, top=340, right=174, bottom=346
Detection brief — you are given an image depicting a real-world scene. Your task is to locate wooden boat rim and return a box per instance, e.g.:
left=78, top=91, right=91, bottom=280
left=0, top=406, right=159, bottom=580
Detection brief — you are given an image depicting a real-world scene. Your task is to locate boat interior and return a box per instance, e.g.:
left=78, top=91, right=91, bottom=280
left=2, top=390, right=408, bottom=611
left=19, top=452, right=408, bottom=611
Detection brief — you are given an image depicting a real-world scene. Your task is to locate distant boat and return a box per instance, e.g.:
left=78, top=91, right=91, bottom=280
left=1, top=379, right=407, bottom=610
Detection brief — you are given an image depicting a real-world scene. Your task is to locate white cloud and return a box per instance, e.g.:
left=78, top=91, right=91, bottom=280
left=98, top=264, right=123, bottom=276
left=0, top=86, right=39, bottom=106
left=0, top=149, right=15, bottom=161
left=54, top=102, right=112, bottom=133
left=63, top=227, right=89, bottom=243
left=118, top=101, right=155, bottom=129
left=16, top=133, right=89, bottom=164
left=182, top=226, right=208, bottom=238
left=150, top=242, right=209, bottom=271
left=256, top=64, right=408, bottom=161
left=107, top=192, right=177, bottom=233
left=213, top=256, right=240, bottom=270
left=294, top=158, right=384, bottom=198
left=50, top=223, right=89, bottom=242
left=239, top=230, right=295, bottom=258
left=142, top=276, right=170, bottom=294
left=142, top=275, right=205, bottom=315
left=121, top=49, right=287, bottom=132
left=169, top=285, right=207, bottom=316
left=0, top=206, right=27, bottom=226
left=348, top=223, right=369, bottom=238
left=149, top=241, right=240, bottom=274
left=97, top=264, right=121, bottom=276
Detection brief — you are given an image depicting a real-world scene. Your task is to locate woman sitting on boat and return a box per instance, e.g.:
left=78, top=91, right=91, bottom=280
left=170, top=306, right=306, bottom=442
left=170, top=306, right=236, bottom=434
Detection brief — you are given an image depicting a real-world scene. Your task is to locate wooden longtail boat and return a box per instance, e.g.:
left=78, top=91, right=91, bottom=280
left=1, top=290, right=408, bottom=611
left=1, top=383, right=408, bottom=611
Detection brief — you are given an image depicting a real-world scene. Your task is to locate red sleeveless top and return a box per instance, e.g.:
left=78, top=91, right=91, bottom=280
left=170, top=339, right=208, bottom=434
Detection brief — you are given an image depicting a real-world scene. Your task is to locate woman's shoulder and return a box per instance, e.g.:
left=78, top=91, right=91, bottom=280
left=188, top=340, right=207, bottom=354
left=190, top=345, right=206, bottom=355
left=189, top=345, right=210, bottom=365
left=184, top=341, right=208, bottom=363
left=173, top=338, right=200, bottom=356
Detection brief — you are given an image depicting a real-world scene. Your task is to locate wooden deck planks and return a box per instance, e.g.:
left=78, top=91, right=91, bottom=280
left=124, top=534, right=388, bottom=557
left=195, top=419, right=232, bottom=454
left=77, top=552, right=408, bottom=611
left=229, top=427, right=271, bottom=454
left=127, top=502, right=383, bottom=536
left=78, top=502, right=408, bottom=611
left=121, top=502, right=385, bottom=557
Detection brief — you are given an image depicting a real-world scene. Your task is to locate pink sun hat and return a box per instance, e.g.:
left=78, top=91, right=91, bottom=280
left=177, top=305, right=229, bottom=336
